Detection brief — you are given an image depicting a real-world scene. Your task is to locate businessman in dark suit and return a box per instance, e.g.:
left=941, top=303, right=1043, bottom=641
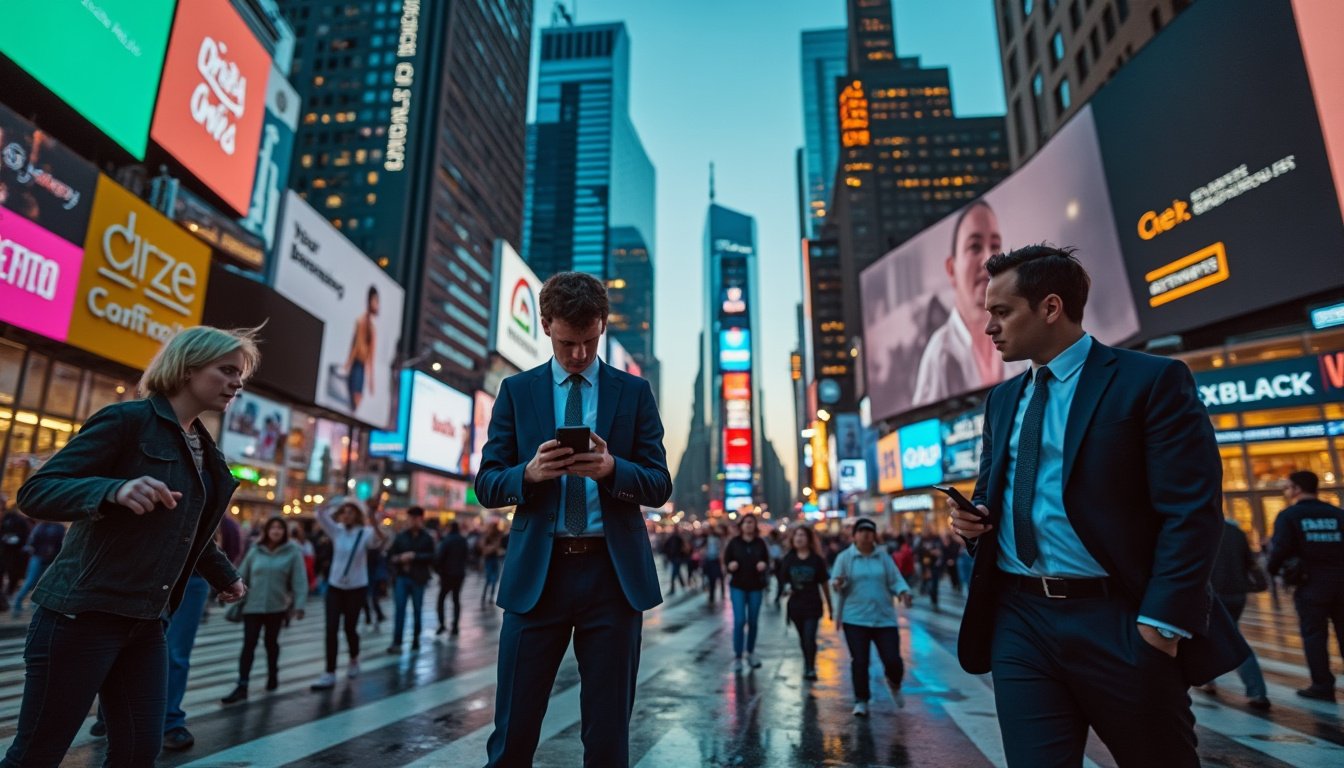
left=948, top=245, right=1249, bottom=767
left=475, top=271, right=671, bottom=768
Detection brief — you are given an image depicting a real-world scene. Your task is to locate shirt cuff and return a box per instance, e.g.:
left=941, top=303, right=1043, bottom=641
left=1137, top=615, right=1191, bottom=639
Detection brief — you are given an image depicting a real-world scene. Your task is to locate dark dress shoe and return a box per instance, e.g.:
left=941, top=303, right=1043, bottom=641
left=1297, top=687, right=1337, bottom=702
left=1248, top=696, right=1271, bottom=710
left=266, top=672, right=279, bottom=691
left=162, top=727, right=195, bottom=750
left=221, top=684, right=248, bottom=705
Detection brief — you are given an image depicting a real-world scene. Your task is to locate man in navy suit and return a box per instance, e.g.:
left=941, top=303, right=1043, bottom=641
left=948, top=245, right=1248, bottom=767
left=475, top=271, right=670, bottom=768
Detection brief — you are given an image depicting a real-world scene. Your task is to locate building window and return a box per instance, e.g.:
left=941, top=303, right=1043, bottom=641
left=1116, top=0, right=1130, bottom=22
left=1150, top=6, right=1162, bottom=32
left=1055, top=78, right=1071, bottom=113
left=1069, top=0, right=1082, bottom=31
left=1022, top=0, right=1034, bottom=18
left=1075, top=48, right=1090, bottom=82
left=1025, top=28, right=1038, bottom=64
left=1089, top=27, right=1101, bottom=58
left=1102, top=5, right=1117, bottom=41
left=1006, top=47, right=1021, bottom=87
left=1051, top=32, right=1065, bottom=65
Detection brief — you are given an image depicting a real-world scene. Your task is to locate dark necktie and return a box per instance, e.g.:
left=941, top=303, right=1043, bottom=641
left=1012, top=366, right=1052, bottom=568
left=564, top=374, right=587, bottom=536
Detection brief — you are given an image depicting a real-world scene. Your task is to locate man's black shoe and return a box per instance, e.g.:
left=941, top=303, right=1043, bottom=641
left=1248, top=696, right=1271, bottom=710
left=162, top=727, right=195, bottom=751
left=1297, top=687, right=1337, bottom=702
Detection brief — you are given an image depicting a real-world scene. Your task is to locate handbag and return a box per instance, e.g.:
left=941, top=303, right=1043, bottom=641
left=224, top=598, right=246, bottom=623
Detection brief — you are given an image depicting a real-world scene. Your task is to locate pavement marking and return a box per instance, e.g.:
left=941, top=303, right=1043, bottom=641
left=1189, top=698, right=1344, bottom=766
left=402, top=602, right=726, bottom=767
left=634, top=726, right=703, bottom=768
left=179, top=594, right=710, bottom=767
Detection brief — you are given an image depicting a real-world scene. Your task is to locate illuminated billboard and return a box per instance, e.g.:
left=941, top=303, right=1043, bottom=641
left=723, top=372, right=751, bottom=401
left=719, top=328, right=751, bottom=372
left=897, top=419, right=943, bottom=489
left=877, top=432, right=902, bottom=494
left=151, top=0, right=271, bottom=214
left=491, top=240, right=548, bottom=371
left=724, top=428, right=753, bottom=467
left=1, top=1, right=176, bottom=159
left=406, top=373, right=473, bottom=476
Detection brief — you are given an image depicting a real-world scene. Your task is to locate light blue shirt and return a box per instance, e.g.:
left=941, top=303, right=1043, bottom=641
left=551, top=357, right=603, bottom=537
left=996, top=333, right=1188, bottom=638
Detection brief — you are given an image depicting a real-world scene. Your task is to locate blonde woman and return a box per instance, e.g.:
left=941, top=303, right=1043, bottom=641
left=311, top=497, right=386, bottom=690
left=3, top=326, right=257, bottom=766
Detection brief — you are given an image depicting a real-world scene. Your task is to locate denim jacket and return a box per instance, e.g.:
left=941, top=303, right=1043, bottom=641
left=17, top=395, right=241, bottom=620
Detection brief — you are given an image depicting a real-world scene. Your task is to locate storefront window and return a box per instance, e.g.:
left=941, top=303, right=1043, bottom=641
left=0, top=339, right=23, bottom=405
left=17, top=353, right=48, bottom=410
left=1241, top=405, right=1325, bottom=427
left=1220, top=446, right=1249, bottom=490
left=1245, top=438, right=1333, bottom=490
left=80, top=374, right=132, bottom=420
left=1224, top=496, right=1255, bottom=545
left=1306, top=327, right=1344, bottom=354
left=1178, top=348, right=1227, bottom=373
left=44, top=363, right=81, bottom=418
left=1224, top=336, right=1305, bottom=366
left=1210, top=413, right=1240, bottom=430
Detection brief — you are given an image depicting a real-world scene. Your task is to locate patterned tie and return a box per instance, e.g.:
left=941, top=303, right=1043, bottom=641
left=1012, top=366, right=1052, bottom=568
left=564, top=374, right=587, bottom=536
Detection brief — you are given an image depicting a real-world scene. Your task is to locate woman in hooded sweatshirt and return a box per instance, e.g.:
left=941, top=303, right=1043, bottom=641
left=222, top=517, right=309, bottom=703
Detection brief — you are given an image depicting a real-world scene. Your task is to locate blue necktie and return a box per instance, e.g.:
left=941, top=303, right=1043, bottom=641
left=564, top=374, right=587, bottom=536
left=1013, top=366, right=1052, bottom=568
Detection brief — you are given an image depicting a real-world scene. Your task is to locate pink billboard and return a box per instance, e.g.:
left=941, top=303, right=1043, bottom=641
left=0, top=206, right=84, bottom=342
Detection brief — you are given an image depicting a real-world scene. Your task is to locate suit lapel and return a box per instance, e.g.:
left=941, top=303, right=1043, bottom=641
left=1062, top=342, right=1118, bottom=486
left=529, top=364, right=555, bottom=438
left=596, top=363, right=623, bottom=438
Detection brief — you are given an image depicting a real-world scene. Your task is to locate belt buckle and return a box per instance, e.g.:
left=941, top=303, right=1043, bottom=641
left=560, top=538, right=585, bottom=555
left=1040, top=576, right=1067, bottom=599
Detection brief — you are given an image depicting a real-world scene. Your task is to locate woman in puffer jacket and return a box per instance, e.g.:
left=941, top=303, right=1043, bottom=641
left=221, top=516, right=308, bottom=703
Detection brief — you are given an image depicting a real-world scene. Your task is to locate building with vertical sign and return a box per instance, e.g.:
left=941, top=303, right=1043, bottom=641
left=281, top=0, right=532, bottom=387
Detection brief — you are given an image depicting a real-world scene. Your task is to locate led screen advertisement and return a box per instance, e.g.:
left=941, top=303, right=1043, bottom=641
left=239, top=67, right=301, bottom=254
left=406, top=373, right=473, bottom=476
left=723, top=373, right=751, bottom=402
left=0, top=1, right=176, bottom=159
left=877, top=432, right=902, bottom=494
left=151, top=0, right=270, bottom=215
left=491, top=240, right=548, bottom=371
left=1091, top=0, right=1344, bottom=340
left=719, top=328, right=751, bottom=372
left=368, top=370, right=414, bottom=458
left=861, top=106, right=1139, bottom=423
left=897, top=419, right=943, bottom=489
left=273, top=191, right=404, bottom=428
left=724, top=428, right=753, bottom=467
left=942, top=406, right=986, bottom=482
left=68, top=175, right=211, bottom=370
left=220, top=390, right=289, bottom=467
left=1291, top=0, right=1344, bottom=225
left=470, top=390, right=495, bottom=476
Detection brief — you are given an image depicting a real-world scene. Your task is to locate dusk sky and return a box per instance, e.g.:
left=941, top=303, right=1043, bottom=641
left=526, top=0, right=1006, bottom=489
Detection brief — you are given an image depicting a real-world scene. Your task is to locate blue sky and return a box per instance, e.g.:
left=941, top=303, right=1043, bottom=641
left=526, top=0, right=1006, bottom=487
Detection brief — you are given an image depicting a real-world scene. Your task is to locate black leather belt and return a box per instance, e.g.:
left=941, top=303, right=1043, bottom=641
left=1002, top=573, right=1111, bottom=599
left=553, top=537, right=606, bottom=555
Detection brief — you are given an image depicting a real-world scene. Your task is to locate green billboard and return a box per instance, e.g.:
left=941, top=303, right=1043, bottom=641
left=0, top=0, right=177, bottom=159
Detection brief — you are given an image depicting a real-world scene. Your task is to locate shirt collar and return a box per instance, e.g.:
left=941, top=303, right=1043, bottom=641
left=551, top=356, right=601, bottom=388
left=1031, top=333, right=1092, bottom=383
left=947, top=309, right=972, bottom=347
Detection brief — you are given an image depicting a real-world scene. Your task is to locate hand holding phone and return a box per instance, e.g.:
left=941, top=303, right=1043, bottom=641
left=936, top=485, right=994, bottom=540
left=934, top=485, right=987, bottom=520
left=555, top=426, right=592, bottom=454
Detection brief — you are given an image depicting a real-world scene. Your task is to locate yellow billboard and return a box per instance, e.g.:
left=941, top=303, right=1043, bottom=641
left=68, top=176, right=212, bottom=370
left=877, top=431, right=903, bottom=494
left=810, top=419, right=831, bottom=492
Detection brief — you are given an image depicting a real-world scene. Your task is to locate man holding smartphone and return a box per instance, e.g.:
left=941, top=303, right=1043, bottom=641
left=947, top=245, right=1247, bottom=767
left=475, top=271, right=671, bottom=768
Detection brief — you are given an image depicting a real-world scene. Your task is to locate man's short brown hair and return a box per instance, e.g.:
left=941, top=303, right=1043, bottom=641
left=539, top=272, right=609, bottom=328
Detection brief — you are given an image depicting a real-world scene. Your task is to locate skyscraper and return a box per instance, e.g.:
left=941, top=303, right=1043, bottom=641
left=672, top=345, right=711, bottom=517
left=280, top=0, right=532, bottom=385
left=799, top=28, right=847, bottom=238
left=831, top=0, right=1010, bottom=348
left=524, top=22, right=658, bottom=379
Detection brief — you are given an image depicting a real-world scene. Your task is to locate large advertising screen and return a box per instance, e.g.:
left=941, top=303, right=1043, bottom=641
left=724, top=428, right=753, bottom=467
left=1292, top=0, right=1344, bottom=225
left=0, top=1, right=176, bottom=159
left=876, top=432, right=902, bottom=494
left=151, top=0, right=270, bottom=215
left=221, top=390, right=289, bottom=467
left=861, top=106, right=1140, bottom=422
left=470, top=390, right=495, bottom=476
left=491, top=240, right=548, bottom=371
left=368, top=370, right=414, bottom=458
left=1091, top=0, right=1344, bottom=340
left=239, top=67, right=300, bottom=254
left=406, top=372, right=473, bottom=476
left=68, top=175, right=211, bottom=370
left=897, top=419, right=943, bottom=489
left=273, top=191, right=404, bottom=428
left=942, top=406, right=986, bottom=482
left=719, top=328, right=751, bottom=372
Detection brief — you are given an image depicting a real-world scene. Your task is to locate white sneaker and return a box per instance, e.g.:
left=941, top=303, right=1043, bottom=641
left=853, top=701, right=869, bottom=717
left=895, top=691, right=906, bottom=708
left=310, top=673, right=336, bottom=691
left=733, top=657, right=744, bottom=673
left=347, top=661, right=361, bottom=679
left=747, top=653, right=762, bottom=669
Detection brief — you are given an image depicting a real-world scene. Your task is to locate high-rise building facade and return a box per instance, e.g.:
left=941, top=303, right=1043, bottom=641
left=280, top=0, right=532, bottom=385
left=703, top=202, right=762, bottom=513
left=995, top=0, right=1194, bottom=167
left=800, top=28, right=847, bottom=238
left=524, top=22, right=658, bottom=380
left=672, top=346, right=711, bottom=517
left=832, top=0, right=1010, bottom=346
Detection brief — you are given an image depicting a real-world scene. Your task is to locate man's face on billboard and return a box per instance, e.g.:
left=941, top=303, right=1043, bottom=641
left=946, top=203, right=1001, bottom=326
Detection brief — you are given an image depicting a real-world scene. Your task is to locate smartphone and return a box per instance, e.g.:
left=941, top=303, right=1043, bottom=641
left=934, top=485, right=989, bottom=522
left=555, top=426, right=592, bottom=454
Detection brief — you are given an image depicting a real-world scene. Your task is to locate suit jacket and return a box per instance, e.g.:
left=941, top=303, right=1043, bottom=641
left=474, top=361, right=671, bottom=614
left=957, top=341, right=1249, bottom=685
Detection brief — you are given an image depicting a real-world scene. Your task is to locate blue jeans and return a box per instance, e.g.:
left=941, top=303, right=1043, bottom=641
left=10, top=557, right=50, bottom=612
left=730, top=587, right=763, bottom=657
left=2, top=608, right=167, bottom=767
left=1220, top=594, right=1268, bottom=698
left=163, top=574, right=209, bottom=733
left=392, top=576, right=427, bottom=645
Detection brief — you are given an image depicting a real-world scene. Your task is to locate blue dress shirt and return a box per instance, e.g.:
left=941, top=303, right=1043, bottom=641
left=551, top=357, right=603, bottom=537
left=996, top=333, right=1189, bottom=638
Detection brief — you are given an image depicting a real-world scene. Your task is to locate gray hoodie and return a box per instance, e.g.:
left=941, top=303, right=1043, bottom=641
left=238, top=540, right=308, bottom=615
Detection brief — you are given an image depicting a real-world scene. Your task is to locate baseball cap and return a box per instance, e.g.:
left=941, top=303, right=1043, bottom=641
left=853, top=518, right=878, bottom=534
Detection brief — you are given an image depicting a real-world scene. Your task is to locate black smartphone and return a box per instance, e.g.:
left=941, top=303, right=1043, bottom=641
left=555, top=426, right=592, bottom=454
left=934, top=485, right=989, bottom=522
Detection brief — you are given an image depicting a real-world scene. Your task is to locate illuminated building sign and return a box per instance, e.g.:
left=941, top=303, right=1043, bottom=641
left=877, top=431, right=902, bottom=494
left=721, top=285, right=746, bottom=314
left=810, top=419, right=831, bottom=492
left=1312, top=301, right=1344, bottom=330
left=725, top=399, right=751, bottom=429
left=384, top=0, right=422, bottom=172
left=839, top=81, right=870, bottom=148
left=725, top=464, right=752, bottom=481
left=897, top=419, right=943, bottom=489
left=838, top=459, right=868, bottom=494
left=723, top=372, right=750, bottom=401
left=719, top=328, right=750, bottom=372
left=724, top=428, right=752, bottom=466
left=1144, top=242, right=1229, bottom=308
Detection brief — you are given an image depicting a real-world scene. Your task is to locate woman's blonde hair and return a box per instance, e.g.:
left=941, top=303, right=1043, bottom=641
left=138, top=325, right=263, bottom=397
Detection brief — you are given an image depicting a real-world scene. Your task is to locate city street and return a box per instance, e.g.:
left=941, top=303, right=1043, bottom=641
left=2, top=573, right=1340, bottom=767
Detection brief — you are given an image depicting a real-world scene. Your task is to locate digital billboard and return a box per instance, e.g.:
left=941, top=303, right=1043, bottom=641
left=368, top=370, right=414, bottom=458
left=306, top=418, right=348, bottom=485
left=273, top=191, right=404, bottom=428
left=0, top=102, right=99, bottom=245
left=1091, top=0, right=1344, bottom=340
left=723, top=372, right=751, bottom=401
left=608, top=337, right=643, bottom=377
left=406, top=373, right=473, bottom=476
left=0, top=1, right=176, bottom=159
left=221, top=391, right=289, bottom=467
left=719, top=328, right=751, bottom=372
left=942, top=406, right=986, bottom=482
left=239, top=67, right=301, bottom=254
left=470, top=390, right=495, bottom=475
left=1292, top=0, right=1344, bottom=225
left=0, top=207, right=84, bottom=342
left=151, top=0, right=271, bottom=215
left=838, top=460, right=869, bottom=494
left=725, top=399, right=751, bottom=429
left=68, top=175, right=211, bottom=370
left=861, top=106, right=1139, bottom=422
left=724, top=428, right=753, bottom=467
left=897, top=419, right=943, bottom=489
left=491, top=240, right=547, bottom=371
left=877, top=432, right=902, bottom=494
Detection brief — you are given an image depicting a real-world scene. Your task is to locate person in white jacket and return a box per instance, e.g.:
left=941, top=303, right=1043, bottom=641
left=831, top=518, right=913, bottom=717
left=310, top=498, right=386, bottom=690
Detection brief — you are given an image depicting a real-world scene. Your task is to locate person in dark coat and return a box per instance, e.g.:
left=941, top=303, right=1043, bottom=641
left=1204, top=517, right=1270, bottom=709
left=435, top=521, right=469, bottom=636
